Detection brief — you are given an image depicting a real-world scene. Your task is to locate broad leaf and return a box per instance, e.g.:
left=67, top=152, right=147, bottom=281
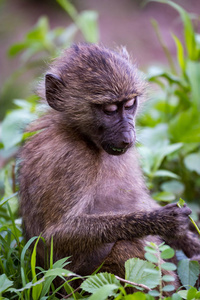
left=161, top=248, right=175, bottom=259
left=87, top=284, right=119, bottom=300
left=169, top=109, right=200, bottom=143
left=81, top=272, right=120, bottom=294
left=162, top=284, right=175, bottom=292
left=184, top=152, right=200, bottom=175
left=161, top=180, right=185, bottom=195
left=161, top=262, right=177, bottom=271
left=0, top=274, right=13, bottom=293
left=125, top=258, right=159, bottom=289
left=123, top=292, right=146, bottom=300
left=1, top=110, right=36, bottom=150
left=177, top=259, right=200, bottom=288
left=153, top=191, right=176, bottom=202
left=78, top=11, right=99, bottom=43
left=153, top=170, right=179, bottom=180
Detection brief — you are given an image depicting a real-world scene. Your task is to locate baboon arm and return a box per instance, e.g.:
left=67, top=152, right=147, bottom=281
left=43, top=212, right=154, bottom=250
left=42, top=203, right=192, bottom=251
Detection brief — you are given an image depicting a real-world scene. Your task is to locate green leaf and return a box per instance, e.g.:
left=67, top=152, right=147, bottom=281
left=56, top=0, right=78, bottom=21
left=172, top=34, right=185, bottom=72
left=123, top=292, right=146, bottom=300
left=138, top=123, right=169, bottom=147
left=20, top=236, right=41, bottom=287
left=31, top=237, right=41, bottom=283
left=14, top=99, right=34, bottom=110
left=177, top=259, right=200, bottom=288
left=145, top=295, right=156, bottom=300
left=125, top=258, right=159, bottom=289
left=0, top=192, right=18, bottom=208
left=187, top=287, right=197, bottom=300
left=154, top=0, right=197, bottom=60
left=148, top=68, right=185, bottom=86
left=153, top=170, right=179, bottom=180
left=186, top=61, right=200, bottom=109
left=162, top=275, right=175, bottom=282
left=144, top=252, right=158, bottom=263
left=161, top=181, right=185, bottom=196
left=169, top=109, right=200, bottom=143
left=162, top=284, right=175, bottom=292
left=138, top=141, right=182, bottom=176
left=44, top=268, right=75, bottom=278
left=144, top=246, right=157, bottom=254
left=31, top=237, right=43, bottom=300
left=32, top=281, right=43, bottom=300
left=9, top=278, right=45, bottom=293
left=195, top=291, right=200, bottom=299
left=40, top=257, right=72, bottom=298
left=171, top=293, right=182, bottom=300
left=177, top=198, right=185, bottom=208
left=159, top=244, right=171, bottom=252
left=161, top=248, right=175, bottom=259
left=161, top=262, right=177, bottom=271
left=149, top=289, right=160, bottom=297
left=1, top=110, right=36, bottom=150
left=26, top=17, right=49, bottom=41
left=178, top=290, right=188, bottom=299
left=8, top=43, right=28, bottom=57
left=56, top=0, right=99, bottom=43
left=87, top=284, right=119, bottom=300
left=52, top=257, right=71, bottom=269
left=81, top=272, right=120, bottom=294
left=153, top=191, right=176, bottom=202
left=162, top=143, right=183, bottom=157
left=78, top=11, right=99, bottom=43
left=0, top=274, right=13, bottom=293
left=184, top=152, right=200, bottom=175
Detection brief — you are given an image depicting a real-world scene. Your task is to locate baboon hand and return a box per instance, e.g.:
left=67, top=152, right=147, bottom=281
left=151, top=203, right=192, bottom=240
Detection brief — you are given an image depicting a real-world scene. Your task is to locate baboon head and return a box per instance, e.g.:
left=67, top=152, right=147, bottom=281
left=44, top=44, right=146, bottom=155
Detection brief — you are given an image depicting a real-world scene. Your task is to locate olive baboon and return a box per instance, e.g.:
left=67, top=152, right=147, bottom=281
left=19, top=44, right=200, bottom=291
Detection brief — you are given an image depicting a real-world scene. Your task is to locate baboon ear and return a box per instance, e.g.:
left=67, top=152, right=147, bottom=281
left=119, top=47, right=130, bottom=61
left=45, top=73, right=65, bottom=112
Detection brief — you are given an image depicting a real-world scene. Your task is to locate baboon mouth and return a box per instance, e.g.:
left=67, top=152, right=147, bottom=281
left=111, top=147, right=125, bottom=153
left=102, top=144, right=128, bottom=156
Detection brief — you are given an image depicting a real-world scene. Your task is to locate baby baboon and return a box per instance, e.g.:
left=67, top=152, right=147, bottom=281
left=19, top=44, right=200, bottom=289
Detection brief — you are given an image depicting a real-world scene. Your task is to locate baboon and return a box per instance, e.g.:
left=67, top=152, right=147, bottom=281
left=19, top=44, right=200, bottom=292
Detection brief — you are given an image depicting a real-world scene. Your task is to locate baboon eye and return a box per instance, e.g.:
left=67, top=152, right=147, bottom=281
left=103, top=104, right=118, bottom=115
left=124, top=97, right=137, bottom=110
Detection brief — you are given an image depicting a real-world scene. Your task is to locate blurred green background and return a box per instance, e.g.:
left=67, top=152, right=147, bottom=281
left=1, top=0, right=199, bottom=119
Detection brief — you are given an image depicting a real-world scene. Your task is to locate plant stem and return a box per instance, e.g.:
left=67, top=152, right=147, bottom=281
left=189, top=215, right=200, bottom=235
left=115, top=275, right=152, bottom=291
left=156, top=245, right=163, bottom=300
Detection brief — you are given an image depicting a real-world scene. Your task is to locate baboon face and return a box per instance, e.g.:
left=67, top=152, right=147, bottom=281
left=94, top=97, right=138, bottom=156
left=45, top=44, right=144, bottom=156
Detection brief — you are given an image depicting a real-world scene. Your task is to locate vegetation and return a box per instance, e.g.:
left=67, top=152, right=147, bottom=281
left=0, top=0, right=200, bottom=299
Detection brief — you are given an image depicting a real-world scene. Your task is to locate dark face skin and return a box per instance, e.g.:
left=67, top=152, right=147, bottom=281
left=95, top=96, right=138, bottom=156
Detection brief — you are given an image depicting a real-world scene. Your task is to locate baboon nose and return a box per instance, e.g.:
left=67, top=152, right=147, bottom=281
left=121, top=132, right=135, bottom=148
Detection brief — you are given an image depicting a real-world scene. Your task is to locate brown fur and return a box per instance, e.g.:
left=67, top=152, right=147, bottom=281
left=18, top=44, right=200, bottom=294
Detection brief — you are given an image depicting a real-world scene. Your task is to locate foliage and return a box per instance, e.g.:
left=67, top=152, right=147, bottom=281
left=0, top=0, right=99, bottom=119
left=0, top=0, right=200, bottom=299
left=144, top=242, right=176, bottom=298
left=137, top=0, right=200, bottom=206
